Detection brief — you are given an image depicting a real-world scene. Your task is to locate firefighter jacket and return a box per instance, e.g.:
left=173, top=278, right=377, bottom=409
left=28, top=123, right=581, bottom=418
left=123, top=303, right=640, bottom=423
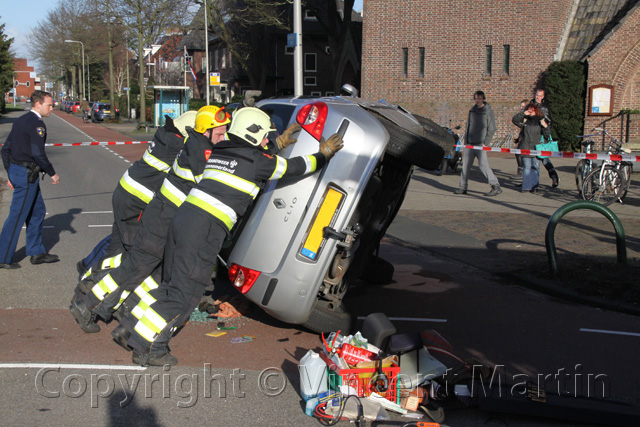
left=117, top=118, right=187, bottom=205
left=159, top=128, right=216, bottom=208
left=184, top=135, right=327, bottom=233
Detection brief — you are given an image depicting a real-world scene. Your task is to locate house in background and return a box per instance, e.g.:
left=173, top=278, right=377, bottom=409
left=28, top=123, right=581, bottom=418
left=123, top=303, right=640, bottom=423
left=4, top=58, right=37, bottom=103
left=361, top=0, right=640, bottom=148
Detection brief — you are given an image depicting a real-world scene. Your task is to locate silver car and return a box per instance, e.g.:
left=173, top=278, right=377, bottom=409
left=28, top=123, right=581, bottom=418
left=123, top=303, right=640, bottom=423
left=222, top=89, right=454, bottom=333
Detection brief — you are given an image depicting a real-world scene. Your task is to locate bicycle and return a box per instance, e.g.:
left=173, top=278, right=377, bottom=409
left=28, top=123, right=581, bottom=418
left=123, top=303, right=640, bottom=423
left=82, top=109, right=90, bottom=123
left=574, top=131, right=601, bottom=193
left=580, top=127, right=633, bottom=206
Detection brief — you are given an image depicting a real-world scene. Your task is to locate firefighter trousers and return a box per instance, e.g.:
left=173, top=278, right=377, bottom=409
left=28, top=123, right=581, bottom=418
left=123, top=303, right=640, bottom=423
left=78, top=197, right=178, bottom=319
left=125, top=205, right=225, bottom=354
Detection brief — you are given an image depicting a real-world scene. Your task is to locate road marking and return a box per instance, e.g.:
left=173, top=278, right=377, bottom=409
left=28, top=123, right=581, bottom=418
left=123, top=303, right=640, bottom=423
left=0, top=363, right=146, bottom=371
left=82, top=211, right=113, bottom=214
left=23, top=226, right=53, bottom=229
left=88, top=225, right=112, bottom=228
left=357, top=316, right=447, bottom=323
left=579, top=328, right=640, bottom=337
left=51, top=113, right=93, bottom=141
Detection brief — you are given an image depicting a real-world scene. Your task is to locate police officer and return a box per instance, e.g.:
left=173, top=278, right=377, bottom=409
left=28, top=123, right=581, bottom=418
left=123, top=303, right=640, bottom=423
left=77, top=110, right=198, bottom=276
left=70, top=105, right=230, bottom=333
left=116, top=107, right=344, bottom=366
left=0, top=90, right=60, bottom=269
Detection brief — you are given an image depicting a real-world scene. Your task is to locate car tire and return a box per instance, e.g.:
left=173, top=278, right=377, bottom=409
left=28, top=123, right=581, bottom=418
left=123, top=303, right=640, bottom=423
left=359, top=254, right=394, bottom=285
left=303, top=299, right=353, bottom=334
left=373, top=113, right=447, bottom=170
left=412, top=114, right=457, bottom=150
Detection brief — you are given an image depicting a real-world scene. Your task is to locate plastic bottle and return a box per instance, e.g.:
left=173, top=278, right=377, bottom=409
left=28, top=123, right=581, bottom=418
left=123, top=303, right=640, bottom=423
left=304, top=396, right=319, bottom=416
left=336, top=343, right=377, bottom=366
left=299, top=350, right=328, bottom=401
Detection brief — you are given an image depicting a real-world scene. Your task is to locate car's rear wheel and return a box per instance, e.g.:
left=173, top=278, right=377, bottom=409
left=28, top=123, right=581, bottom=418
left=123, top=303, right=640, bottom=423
left=372, top=113, right=447, bottom=170
left=302, top=299, right=353, bottom=334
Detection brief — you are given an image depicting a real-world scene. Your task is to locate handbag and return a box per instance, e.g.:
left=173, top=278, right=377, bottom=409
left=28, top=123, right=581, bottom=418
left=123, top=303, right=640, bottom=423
left=535, top=137, right=558, bottom=159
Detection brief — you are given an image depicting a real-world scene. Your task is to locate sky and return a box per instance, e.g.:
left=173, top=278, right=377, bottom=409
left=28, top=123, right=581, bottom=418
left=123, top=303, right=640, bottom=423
left=0, top=0, right=364, bottom=74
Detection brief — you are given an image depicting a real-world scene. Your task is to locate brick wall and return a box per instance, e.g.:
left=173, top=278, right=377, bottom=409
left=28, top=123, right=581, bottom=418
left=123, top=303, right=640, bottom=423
left=362, top=0, right=575, bottom=140
left=583, top=5, right=640, bottom=148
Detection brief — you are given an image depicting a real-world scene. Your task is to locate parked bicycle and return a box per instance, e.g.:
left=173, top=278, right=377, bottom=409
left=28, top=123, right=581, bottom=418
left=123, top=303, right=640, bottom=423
left=580, top=127, right=633, bottom=206
left=574, top=131, right=601, bottom=192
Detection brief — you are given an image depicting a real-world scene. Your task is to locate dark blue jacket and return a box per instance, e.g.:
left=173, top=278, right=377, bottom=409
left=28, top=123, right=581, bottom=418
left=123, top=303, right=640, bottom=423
left=1, top=111, right=56, bottom=176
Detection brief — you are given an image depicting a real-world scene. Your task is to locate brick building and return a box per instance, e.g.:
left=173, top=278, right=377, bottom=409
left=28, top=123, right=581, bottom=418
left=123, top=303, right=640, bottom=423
left=5, top=58, right=37, bottom=103
left=361, top=0, right=640, bottom=148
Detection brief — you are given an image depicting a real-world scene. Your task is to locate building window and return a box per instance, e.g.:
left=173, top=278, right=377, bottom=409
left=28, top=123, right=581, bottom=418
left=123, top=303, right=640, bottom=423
left=304, top=53, right=317, bottom=72
left=325, top=92, right=334, bottom=96
left=304, top=76, right=317, bottom=86
left=285, top=46, right=294, bottom=55
left=26, top=81, right=30, bottom=87
left=202, top=56, right=207, bottom=71
left=485, top=45, right=492, bottom=75
left=310, top=91, right=321, bottom=97
left=419, top=47, right=425, bottom=78
left=402, top=48, right=408, bottom=77
left=221, top=49, right=227, bottom=69
left=304, top=9, right=317, bottom=20
left=503, top=45, right=510, bottom=75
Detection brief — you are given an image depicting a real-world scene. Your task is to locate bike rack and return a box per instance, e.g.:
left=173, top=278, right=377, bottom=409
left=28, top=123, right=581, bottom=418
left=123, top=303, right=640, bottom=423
left=545, top=200, right=627, bottom=276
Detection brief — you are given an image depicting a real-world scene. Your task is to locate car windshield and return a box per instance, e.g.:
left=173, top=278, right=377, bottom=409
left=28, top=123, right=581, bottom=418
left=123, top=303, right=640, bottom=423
left=259, top=104, right=296, bottom=134
left=99, top=104, right=111, bottom=110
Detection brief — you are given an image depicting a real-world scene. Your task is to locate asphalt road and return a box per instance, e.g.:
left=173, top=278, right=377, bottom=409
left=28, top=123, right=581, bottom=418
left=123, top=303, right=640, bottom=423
left=0, top=106, right=639, bottom=426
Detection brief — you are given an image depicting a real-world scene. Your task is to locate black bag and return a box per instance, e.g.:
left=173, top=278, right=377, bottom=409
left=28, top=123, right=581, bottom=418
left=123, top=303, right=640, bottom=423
left=27, top=163, right=42, bottom=183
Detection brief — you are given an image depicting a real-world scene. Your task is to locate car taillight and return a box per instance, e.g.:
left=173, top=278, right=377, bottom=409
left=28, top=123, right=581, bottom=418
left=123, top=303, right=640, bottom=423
left=228, top=263, right=261, bottom=294
left=296, top=101, right=328, bottom=141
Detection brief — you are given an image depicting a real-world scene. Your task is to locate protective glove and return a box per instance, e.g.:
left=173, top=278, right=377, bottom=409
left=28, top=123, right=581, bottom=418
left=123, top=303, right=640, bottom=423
left=319, top=133, right=344, bottom=160
left=276, top=123, right=302, bottom=149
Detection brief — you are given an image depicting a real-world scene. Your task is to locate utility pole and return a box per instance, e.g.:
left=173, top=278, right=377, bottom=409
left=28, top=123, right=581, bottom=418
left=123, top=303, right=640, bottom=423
left=204, top=0, right=210, bottom=104
left=293, top=0, right=303, bottom=96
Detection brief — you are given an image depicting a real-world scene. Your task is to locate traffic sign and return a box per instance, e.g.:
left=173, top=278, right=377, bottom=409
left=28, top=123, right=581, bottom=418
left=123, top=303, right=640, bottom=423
left=210, top=72, right=220, bottom=86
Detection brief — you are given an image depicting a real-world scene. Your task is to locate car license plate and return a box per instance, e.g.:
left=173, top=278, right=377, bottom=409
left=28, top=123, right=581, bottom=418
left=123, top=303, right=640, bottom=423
left=105, top=110, right=110, bottom=114
left=300, top=187, right=344, bottom=260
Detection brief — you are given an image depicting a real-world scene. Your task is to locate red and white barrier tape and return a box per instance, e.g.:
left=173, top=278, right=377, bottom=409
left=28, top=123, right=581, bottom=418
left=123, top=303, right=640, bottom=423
left=0, top=141, right=151, bottom=147
left=457, top=144, right=640, bottom=162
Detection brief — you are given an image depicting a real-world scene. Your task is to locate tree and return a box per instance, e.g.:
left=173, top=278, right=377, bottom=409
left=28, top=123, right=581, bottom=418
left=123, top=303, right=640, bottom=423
left=0, top=21, right=14, bottom=112
left=544, top=60, right=587, bottom=151
left=306, top=0, right=357, bottom=93
left=113, top=0, right=193, bottom=125
left=199, top=0, right=289, bottom=92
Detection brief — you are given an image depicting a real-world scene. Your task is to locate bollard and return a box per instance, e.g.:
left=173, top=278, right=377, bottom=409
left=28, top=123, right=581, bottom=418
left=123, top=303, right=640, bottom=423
left=545, top=200, right=626, bottom=277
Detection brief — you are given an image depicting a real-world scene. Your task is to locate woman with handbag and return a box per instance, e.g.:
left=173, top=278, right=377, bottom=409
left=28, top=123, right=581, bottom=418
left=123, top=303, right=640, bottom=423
left=512, top=102, right=551, bottom=193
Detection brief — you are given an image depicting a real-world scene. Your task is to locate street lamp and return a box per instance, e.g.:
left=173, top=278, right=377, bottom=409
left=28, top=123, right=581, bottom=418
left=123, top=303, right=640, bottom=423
left=65, top=40, right=85, bottom=100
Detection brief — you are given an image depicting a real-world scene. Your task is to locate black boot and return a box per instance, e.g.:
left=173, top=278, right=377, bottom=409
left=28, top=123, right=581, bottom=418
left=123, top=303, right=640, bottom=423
left=112, top=325, right=132, bottom=351
left=69, top=297, right=100, bottom=333
left=132, top=349, right=178, bottom=366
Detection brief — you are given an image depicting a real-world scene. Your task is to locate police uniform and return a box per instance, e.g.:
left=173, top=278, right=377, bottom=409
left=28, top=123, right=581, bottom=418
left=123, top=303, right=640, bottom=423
left=123, top=134, right=327, bottom=362
left=71, top=127, right=217, bottom=328
left=0, top=110, right=56, bottom=266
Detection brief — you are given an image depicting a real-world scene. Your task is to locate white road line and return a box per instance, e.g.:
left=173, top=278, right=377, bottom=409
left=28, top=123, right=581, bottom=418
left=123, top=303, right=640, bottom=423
left=22, top=226, right=54, bottom=229
left=357, top=316, right=447, bottom=323
left=82, top=211, right=113, bottom=214
left=579, top=328, right=640, bottom=337
left=50, top=113, right=93, bottom=141
left=0, top=363, right=146, bottom=371
left=88, top=225, right=112, bottom=228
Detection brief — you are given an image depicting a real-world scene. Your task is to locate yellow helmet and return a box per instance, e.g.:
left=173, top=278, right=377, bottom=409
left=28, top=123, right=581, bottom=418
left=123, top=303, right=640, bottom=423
left=228, top=107, right=272, bottom=146
left=194, top=105, right=231, bottom=133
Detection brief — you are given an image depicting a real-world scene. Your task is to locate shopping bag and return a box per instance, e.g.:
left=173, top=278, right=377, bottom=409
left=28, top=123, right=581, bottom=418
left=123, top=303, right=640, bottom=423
left=535, top=138, right=558, bottom=158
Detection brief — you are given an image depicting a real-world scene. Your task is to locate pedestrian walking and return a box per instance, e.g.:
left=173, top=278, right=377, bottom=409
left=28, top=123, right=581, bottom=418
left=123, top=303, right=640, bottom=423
left=513, top=99, right=528, bottom=176
left=533, top=89, right=559, bottom=188
left=0, top=90, right=60, bottom=269
left=454, top=90, right=502, bottom=196
left=512, top=102, right=551, bottom=192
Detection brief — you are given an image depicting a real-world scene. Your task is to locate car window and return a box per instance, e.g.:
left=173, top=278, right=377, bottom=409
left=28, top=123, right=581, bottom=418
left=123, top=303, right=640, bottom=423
left=99, top=104, right=111, bottom=110
left=259, top=104, right=296, bottom=135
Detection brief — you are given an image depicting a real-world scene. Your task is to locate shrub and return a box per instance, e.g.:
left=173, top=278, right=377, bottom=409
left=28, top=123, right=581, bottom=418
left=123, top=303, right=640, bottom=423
left=544, top=61, right=587, bottom=151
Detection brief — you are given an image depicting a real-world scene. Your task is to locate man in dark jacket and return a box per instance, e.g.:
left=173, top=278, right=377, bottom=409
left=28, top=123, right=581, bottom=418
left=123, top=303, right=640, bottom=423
left=454, top=90, right=502, bottom=196
left=0, top=90, right=60, bottom=268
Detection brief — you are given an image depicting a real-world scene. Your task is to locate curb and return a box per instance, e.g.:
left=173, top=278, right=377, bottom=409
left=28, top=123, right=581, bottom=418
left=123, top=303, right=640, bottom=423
left=502, top=271, right=640, bottom=317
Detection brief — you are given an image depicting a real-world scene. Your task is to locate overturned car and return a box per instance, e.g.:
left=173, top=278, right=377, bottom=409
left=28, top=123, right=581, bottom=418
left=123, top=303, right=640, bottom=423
left=221, top=89, right=455, bottom=333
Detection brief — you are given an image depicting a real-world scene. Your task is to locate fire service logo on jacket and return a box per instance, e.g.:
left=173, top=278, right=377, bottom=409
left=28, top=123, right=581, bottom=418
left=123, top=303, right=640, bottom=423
left=36, top=127, right=46, bottom=138
left=205, top=149, right=212, bottom=160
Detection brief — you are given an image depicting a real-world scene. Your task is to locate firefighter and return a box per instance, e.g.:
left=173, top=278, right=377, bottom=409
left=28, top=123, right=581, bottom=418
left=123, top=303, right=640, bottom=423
left=115, top=107, right=343, bottom=366
left=77, top=110, right=198, bottom=277
left=70, top=105, right=231, bottom=333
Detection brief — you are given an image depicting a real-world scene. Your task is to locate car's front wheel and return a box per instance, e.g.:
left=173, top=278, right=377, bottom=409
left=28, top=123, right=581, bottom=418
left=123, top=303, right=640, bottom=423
left=302, top=299, right=353, bottom=334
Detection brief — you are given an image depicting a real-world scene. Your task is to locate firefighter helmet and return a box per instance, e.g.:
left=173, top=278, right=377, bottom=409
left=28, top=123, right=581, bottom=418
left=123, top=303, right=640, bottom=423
left=172, top=110, right=197, bottom=137
left=228, top=107, right=271, bottom=146
left=194, top=105, right=231, bottom=133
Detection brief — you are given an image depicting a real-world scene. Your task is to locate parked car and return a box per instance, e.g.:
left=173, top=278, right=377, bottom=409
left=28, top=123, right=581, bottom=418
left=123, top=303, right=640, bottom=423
left=221, top=87, right=454, bottom=333
left=60, top=100, right=68, bottom=111
left=70, top=101, right=81, bottom=113
left=91, top=102, right=119, bottom=122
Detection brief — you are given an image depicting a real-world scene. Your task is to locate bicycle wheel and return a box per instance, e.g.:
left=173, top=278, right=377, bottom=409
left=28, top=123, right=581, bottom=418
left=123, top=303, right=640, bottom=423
left=619, top=163, right=633, bottom=201
left=574, top=159, right=589, bottom=193
left=581, top=165, right=625, bottom=206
